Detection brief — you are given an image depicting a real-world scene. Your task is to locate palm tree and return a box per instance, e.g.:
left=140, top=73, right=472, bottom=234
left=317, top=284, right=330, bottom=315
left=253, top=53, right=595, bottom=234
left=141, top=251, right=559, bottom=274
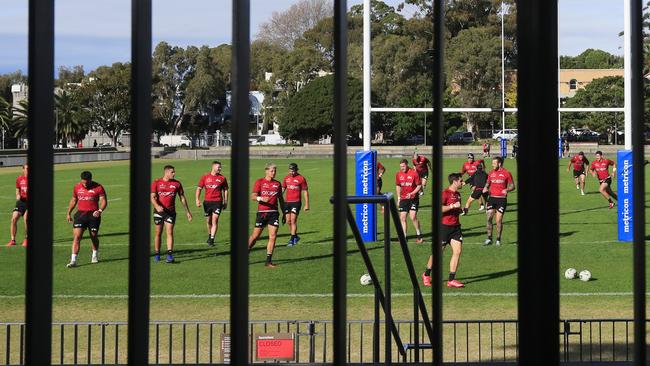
left=55, top=90, right=86, bottom=147
left=12, top=100, right=28, bottom=143
left=0, top=97, right=11, bottom=132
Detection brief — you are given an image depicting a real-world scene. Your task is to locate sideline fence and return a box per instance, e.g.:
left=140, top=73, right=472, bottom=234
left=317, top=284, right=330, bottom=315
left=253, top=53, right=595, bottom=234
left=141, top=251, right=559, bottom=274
left=1, top=319, right=647, bottom=364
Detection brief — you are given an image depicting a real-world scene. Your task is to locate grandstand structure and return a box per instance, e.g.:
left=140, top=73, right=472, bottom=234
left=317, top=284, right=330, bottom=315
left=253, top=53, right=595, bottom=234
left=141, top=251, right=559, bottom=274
left=16, top=1, right=647, bottom=366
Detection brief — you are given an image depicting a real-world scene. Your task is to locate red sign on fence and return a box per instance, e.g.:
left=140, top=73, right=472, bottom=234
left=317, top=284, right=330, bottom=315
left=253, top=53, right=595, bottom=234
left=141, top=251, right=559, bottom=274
left=255, top=333, right=295, bottom=361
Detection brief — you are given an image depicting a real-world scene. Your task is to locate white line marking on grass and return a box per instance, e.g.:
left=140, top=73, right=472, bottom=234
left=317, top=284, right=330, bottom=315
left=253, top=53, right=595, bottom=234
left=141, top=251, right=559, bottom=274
left=0, top=292, right=642, bottom=300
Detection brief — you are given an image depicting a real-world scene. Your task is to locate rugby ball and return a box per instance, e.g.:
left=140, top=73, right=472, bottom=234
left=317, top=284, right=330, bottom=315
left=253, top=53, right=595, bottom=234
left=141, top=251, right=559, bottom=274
left=564, top=268, right=577, bottom=280
left=360, top=274, right=372, bottom=286
left=579, top=270, right=592, bottom=282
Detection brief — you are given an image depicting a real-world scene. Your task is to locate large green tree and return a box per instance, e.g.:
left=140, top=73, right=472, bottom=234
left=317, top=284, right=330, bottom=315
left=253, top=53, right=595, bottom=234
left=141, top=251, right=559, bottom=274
left=279, top=75, right=363, bottom=143
left=560, top=49, right=623, bottom=69
left=562, top=76, right=624, bottom=137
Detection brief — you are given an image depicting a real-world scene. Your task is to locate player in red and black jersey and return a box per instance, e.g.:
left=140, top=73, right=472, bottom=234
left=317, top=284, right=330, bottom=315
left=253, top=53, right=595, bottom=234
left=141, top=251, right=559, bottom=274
left=195, top=161, right=229, bottom=247
left=589, top=151, right=617, bottom=208
left=422, top=173, right=466, bottom=288
left=567, top=151, right=589, bottom=196
left=483, top=142, right=491, bottom=158
left=377, top=161, right=385, bottom=194
left=412, top=152, right=432, bottom=195
left=151, top=165, right=193, bottom=263
left=482, top=157, right=515, bottom=246
left=460, top=153, right=486, bottom=212
left=396, top=159, right=424, bottom=244
left=249, top=163, right=285, bottom=268
left=282, top=163, right=309, bottom=247
left=7, top=164, right=28, bottom=248
left=65, top=171, right=107, bottom=267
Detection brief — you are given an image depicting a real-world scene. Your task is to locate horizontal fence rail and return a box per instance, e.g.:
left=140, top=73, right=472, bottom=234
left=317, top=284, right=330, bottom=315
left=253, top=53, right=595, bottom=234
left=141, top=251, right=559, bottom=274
left=1, top=319, right=648, bottom=364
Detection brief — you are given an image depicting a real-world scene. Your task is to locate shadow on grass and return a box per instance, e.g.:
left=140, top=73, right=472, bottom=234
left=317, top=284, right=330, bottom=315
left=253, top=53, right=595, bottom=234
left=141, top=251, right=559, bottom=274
left=461, top=268, right=517, bottom=285
left=250, top=245, right=384, bottom=266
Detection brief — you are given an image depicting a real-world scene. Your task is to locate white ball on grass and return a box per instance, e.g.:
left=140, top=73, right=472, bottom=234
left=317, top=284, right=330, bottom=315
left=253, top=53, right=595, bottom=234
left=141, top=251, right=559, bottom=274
left=564, top=268, right=577, bottom=280
left=360, top=274, right=372, bottom=286
left=578, top=270, right=592, bottom=282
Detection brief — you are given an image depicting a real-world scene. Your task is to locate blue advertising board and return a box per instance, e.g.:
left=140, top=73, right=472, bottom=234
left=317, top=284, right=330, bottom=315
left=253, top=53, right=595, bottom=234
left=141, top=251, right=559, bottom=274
left=355, top=150, right=377, bottom=242
left=617, top=150, right=633, bottom=242
left=500, top=139, right=507, bottom=158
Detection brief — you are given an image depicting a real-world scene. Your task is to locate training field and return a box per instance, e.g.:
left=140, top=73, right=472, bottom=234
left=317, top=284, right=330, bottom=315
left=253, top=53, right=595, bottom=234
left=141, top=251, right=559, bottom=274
left=0, top=156, right=648, bottom=323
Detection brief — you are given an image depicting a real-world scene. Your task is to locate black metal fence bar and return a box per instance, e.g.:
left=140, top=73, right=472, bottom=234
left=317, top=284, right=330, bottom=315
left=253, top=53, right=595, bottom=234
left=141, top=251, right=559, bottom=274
left=516, top=1, right=560, bottom=364
left=230, top=0, right=250, bottom=365
left=430, top=1, right=445, bottom=364
left=332, top=0, right=348, bottom=365
left=25, top=0, right=55, bottom=364
left=127, top=0, right=153, bottom=365
left=629, top=0, right=647, bottom=364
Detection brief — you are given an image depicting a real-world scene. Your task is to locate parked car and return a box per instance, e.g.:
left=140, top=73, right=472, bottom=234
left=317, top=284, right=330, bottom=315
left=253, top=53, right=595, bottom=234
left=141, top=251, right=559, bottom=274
left=160, top=135, right=193, bottom=148
left=406, top=135, right=425, bottom=145
left=446, top=131, right=475, bottom=145
left=492, top=129, right=518, bottom=141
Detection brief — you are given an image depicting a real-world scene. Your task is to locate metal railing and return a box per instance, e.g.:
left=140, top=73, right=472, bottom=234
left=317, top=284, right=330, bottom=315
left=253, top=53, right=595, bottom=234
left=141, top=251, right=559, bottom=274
left=1, top=319, right=647, bottom=364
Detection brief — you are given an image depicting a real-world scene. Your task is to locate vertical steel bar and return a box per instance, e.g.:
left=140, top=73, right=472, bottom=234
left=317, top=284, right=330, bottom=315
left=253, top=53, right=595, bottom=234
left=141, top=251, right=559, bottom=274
left=87, top=325, right=91, bottom=364
left=414, top=290, right=419, bottom=363
left=230, top=0, right=250, bottom=364
left=182, top=323, right=186, bottom=364
left=101, top=324, right=105, bottom=364
left=20, top=324, right=24, bottom=365
left=516, top=0, right=559, bottom=364
left=25, top=0, right=55, bottom=364
left=115, top=324, right=119, bottom=364
left=168, top=324, right=172, bottom=363
left=384, top=202, right=391, bottom=364
left=5, top=325, right=10, bottom=366
left=128, top=0, right=152, bottom=364
left=60, top=324, right=64, bottom=365
left=333, top=0, right=348, bottom=364
left=195, top=324, right=199, bottom=363
left=209, top=324, right=213, bottom=364
left=155, top=324, right=159, bottom=365
left=431, top=1, right=445, bottom=365
left=373, top=288, right=380, bottom=363
left=629, top=1, right=646, bottom=365
left=74, top=324, right=78, bottom=365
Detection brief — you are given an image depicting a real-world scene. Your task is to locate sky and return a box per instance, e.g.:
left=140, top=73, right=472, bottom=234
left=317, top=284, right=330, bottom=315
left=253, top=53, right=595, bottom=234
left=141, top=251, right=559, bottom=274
left=0, top=0, right=625, bottom=75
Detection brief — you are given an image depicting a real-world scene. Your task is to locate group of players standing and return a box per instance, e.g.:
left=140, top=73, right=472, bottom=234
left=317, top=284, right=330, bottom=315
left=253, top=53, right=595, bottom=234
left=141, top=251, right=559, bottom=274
left=6, top=161, right=310, bottom=269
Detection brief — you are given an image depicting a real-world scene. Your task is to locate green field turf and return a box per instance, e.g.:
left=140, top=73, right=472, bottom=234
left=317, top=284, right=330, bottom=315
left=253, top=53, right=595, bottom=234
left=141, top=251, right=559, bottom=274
left=0, top=156, right=648, bottom=322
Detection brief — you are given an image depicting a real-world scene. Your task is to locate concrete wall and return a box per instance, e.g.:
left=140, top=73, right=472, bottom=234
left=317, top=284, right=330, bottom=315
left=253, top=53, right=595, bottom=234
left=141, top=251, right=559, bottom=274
left=0, top=151, right=130, bottom=167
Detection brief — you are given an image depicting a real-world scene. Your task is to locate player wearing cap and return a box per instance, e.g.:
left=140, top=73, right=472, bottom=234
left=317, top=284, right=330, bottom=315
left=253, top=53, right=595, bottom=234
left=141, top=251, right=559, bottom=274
left=282, top=163, right=309, bottom=247
left=462, top=163, right=488, bottom=216
left=65, top=171, right=107, bottom=267
left=589, top=151, right=617, bottom=208
left=483, top=157, right=515, bottom=246
left=7, top=164, right=28, bottom=247
left=422, top=173, right=465, bottom=288
left=196, top=161, right=229, bottom=247
left=412, top=152, right=432, bottom=195
left=567, top=151, right=589, bottom=196
left=460, top=153, right=485, bottom=212
left=151, top=165, right=193, bottom=263
left=249, top=163, right=285, bottom=268
left=396, top=159, right=424, bottom=244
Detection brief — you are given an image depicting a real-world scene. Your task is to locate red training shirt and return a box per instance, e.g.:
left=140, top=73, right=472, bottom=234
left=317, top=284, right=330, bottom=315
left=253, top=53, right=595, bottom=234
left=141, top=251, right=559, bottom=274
left=395, top=168, right=421, bottom=200
left=441, top=188, right=462, bottom=226
left=73, top=182, right=106, bottom=212
left=151, top=178, right=184, bottom=212
left=487, top=168, right=514, bottom=198
left=570, top=155, right=588, bottom=171
left=16, top=175, right=27, bottom=201
left=377, top=162, right=385, bottom=174
left=253, top=178, right=282, bottom=212
left=591, top=158, right=614, bottom=180
left=461, top=160, right=484, bottom=177
left=412, top=156, right=430, bottom=174
left=283, top=174, right=308, bottom=203
left=197, top=173, right=228, bottom=202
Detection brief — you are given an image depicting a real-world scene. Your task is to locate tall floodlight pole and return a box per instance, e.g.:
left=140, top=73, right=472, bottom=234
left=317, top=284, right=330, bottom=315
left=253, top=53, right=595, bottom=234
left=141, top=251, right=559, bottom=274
left=363, top=0, right=371, bottom=151
left=624, top=0, right=632, bottom=149
left=501, top=1, right=506, bottom=132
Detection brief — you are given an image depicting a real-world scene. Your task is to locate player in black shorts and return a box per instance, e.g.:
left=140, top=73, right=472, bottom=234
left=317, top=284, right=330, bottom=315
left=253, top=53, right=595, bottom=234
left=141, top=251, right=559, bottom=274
left=7, top=164, right=28, bottom=247
left=462, top=163, right=488, bottom=216
left=422, top=173, right=465, bottom=288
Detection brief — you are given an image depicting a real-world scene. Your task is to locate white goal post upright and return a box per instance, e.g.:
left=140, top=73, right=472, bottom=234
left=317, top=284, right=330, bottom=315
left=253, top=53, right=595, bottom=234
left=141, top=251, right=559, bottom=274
left=363, top=0, right=372, bottom=152
left=623, top=0, right=632, bottom=150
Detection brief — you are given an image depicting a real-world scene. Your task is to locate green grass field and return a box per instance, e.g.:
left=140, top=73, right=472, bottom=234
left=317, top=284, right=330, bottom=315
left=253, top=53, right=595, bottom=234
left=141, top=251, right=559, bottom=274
left=0, top=156, right=648, bottom=322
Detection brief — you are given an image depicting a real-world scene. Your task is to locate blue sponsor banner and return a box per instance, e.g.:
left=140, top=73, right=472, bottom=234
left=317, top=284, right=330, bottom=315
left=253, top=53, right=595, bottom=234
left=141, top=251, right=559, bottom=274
left=558, top=138, right=563, bottom=158
left=500, top=139, right=507, bottom=158
left=355, top=150, right=377, bottom=242
left=617, top=150, right=633, bottom=242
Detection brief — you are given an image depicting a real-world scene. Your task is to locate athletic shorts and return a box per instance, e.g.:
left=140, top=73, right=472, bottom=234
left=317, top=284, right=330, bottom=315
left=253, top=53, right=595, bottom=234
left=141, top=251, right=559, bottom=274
left=153, top=210, right=177, bottom=225
left=377, top=177, right=383, bottom=194
left=486, top=197, right=507, bottom=214
left=13, top=200, right=27, bottom=216
left=203, top=201, right=223, bottom=217
left=283, top=202, right=302, bottom=216
left=398, top=199, right=419, bottom=212
left=417, top=171, right=429, bottom=180
left=599, top=177, right=612, bottom=186
left=441, top=225, right=463, bottom=246
left=470, top=189, right=488, bottom=200
left=73, top=211, right=101, bottom=232
left=255, top=211, right=280, bottom=227
left=573, top=170, right=585, bottom=178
